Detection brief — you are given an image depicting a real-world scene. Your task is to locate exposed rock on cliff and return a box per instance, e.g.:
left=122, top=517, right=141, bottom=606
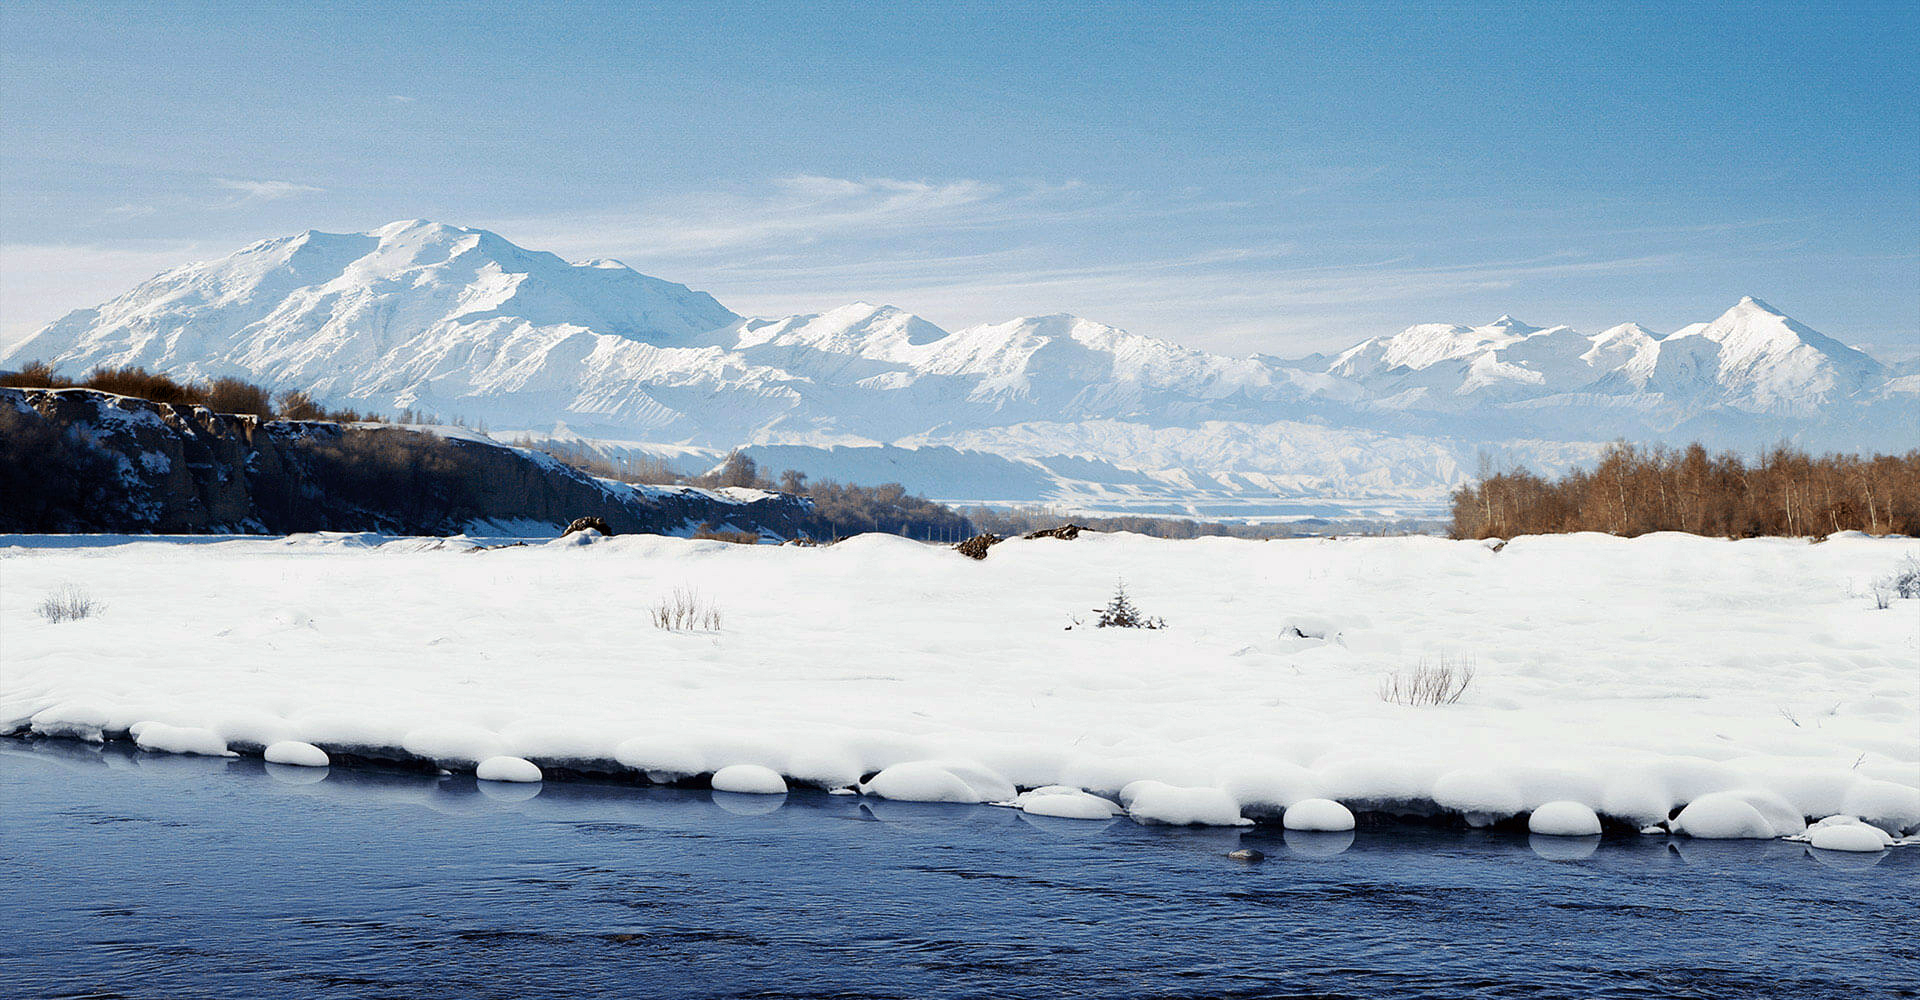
left=0, top=388, right=812, bottom=537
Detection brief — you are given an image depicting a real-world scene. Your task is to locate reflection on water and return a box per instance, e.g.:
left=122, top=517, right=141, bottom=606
left=2, top=738, right=1913, bottom=1000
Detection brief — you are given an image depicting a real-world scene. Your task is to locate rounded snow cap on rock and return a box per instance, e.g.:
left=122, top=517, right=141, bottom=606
left=1528, top=800, right=1602, bottom=837
left=132, top=722, right=232, bottom=757
left=863, top=761, right=987, bottom=803
left=711, top=764, right=787, bottom=795
left=1283, top=798, right=1355, bottom=832
left=1119, top=781, right=1248, bottom=827
left=264, top=740, right=329, bottom=767
left=475, top=756, right=542, bottom=783
left=1672, top=791, right=1779, bottom=839
left=1016, top=786, right=1121, bottom=820
left=1806, top=817, right=1893, bottom=853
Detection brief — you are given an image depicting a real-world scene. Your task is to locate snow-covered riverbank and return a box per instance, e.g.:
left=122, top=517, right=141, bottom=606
left=4, top=531, right=1916, bottom=840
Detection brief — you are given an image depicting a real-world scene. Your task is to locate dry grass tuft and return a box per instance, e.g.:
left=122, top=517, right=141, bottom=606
left=37, top=584, right=101, bottom=623
left=651, top=586, right=722, bottom=631
left=1379, top=654, right=1475, bottom=706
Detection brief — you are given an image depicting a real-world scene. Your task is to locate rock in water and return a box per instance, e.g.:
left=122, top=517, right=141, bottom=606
left=1227, top=848, right=1266, bottom=862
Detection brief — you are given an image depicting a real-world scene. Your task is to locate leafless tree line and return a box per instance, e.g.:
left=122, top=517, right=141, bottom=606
left=1452, top=443, right=1920, bottom=539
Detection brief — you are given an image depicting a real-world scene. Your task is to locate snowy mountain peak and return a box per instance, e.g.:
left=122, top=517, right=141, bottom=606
left=3, top=221, right=742, bottom=419
left=370, top=217, right=450, bottom=238
left=1643, top=299, right=1884, bottom=413
left=6, top=222, right=1907, bottom=507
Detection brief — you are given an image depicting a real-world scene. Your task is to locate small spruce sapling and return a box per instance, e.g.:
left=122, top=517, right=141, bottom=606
left=1092, top=580, right=1164, bottom=629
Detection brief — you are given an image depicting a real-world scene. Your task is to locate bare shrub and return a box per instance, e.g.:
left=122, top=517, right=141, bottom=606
left=1889, top=554, right=1920, bottom=600
left=5, top=360, right=371, bottom=422
left=201, top=377, right=273, bottom=418
left=37, top=585, right=101, bottom=623
left=1870, top=554, right=1920, bottom=609
left=1379, top=655, right=1475, bottom=706
left=691, top=523, right=762, bottom=544
left=651, top=587, right=722, bottom=631
left=0, top=360, right=73, bottom=389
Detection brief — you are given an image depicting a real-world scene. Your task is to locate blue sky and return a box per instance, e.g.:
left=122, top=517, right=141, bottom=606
left=4, top=2, right=1916, bottom=357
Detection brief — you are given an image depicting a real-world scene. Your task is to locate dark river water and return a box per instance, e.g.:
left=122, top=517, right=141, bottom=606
left=2, top=738, right=1913, bottom=999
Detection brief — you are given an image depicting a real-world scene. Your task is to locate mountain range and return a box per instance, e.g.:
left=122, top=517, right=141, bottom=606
left=9, top=220, right=1913, bottom=517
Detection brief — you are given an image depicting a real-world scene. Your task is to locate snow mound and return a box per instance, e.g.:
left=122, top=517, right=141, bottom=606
left=1673, top=789, right=1803, bottom=839
left=1841, top=780, right=1920, bottom=836
left=1283, top=798, right=1356, bottom=832
left=711, top=764, right=787, bottom=795
left=1013, top=786, right=1121, bottom=820
left=864, top=761, right=1013, bottom=804
left=131, top=722, right=231, bottom=757
left=1806, top=820, right=1894, bottom=853
left=1435, top=769, right=1526, bottom=826
left=1528, top=800, right=1602, bottom=837
left=1121, top=781, right=1249, bottom=826
left=475, top=756, right=542, bottom=783
left=1219, top=763, right=1325, bottom=818
left=263, top=740, right=329, bottom=767
left=28, top=702, right=112, bottom=743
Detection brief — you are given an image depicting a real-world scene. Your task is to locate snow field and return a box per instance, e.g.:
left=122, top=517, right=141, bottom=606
left=4, top=530, right=1917, bottom=844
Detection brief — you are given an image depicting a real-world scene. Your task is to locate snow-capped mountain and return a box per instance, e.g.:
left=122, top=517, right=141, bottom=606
left=9, top=221, right=1910, bottom=515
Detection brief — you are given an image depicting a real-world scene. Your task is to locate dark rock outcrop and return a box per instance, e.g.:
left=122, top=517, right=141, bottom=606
left=955, top=533, right=1002, bottom=560
left=562, top=516, right=614, bottom=538
left=0, top=388, right=813, bottom=537
left=1024, top=523, right=1088, bottom=541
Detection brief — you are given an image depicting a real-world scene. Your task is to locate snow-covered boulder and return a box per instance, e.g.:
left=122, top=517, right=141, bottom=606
left=475, top=756, right=542, bottom=783
left=1673, top=789, right=1803, bottom=839
left=1808, top=823, right=1892, bottom=853
left=131, top=722, right=232, bottom=757
left=711, top=764, right=787, bottom=795
left=263, top=740, right=329, bottom=767
left=863, top=760, right=1014, bottom=804
left=1282, top=798, right=1356, bottom=832
left=1122, top=781, right=1248, bottom=826
left=1528, top=801, right=1602, bottom=837
left=1013, top=786, right=1122, bottom=820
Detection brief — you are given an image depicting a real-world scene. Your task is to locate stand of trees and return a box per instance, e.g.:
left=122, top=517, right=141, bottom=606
left=1450, top=443, right=1920, bottom=539
left=2, top=361, right=369, bottom=422
left=691, top=452, right=973, bottom=541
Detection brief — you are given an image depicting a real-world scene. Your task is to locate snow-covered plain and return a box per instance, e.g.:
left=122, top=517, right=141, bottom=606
left=3, top=531, right=1917, bottom=843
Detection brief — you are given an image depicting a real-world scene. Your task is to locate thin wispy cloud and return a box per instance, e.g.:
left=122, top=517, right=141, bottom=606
left=215, top=178, right=324, bottom=202
left=501, top=175, right=1093, bottom=259
left=491, top=174, right=1729, bottom=349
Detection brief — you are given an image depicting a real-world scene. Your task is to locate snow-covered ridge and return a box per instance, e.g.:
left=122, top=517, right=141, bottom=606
left=4, top=531, right=1915, bottom=838
left=7, top=222, right=1912, bottom=514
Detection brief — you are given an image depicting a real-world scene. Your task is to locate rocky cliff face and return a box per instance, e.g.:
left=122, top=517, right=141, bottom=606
left=0, top=388, right=813, bottom=537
